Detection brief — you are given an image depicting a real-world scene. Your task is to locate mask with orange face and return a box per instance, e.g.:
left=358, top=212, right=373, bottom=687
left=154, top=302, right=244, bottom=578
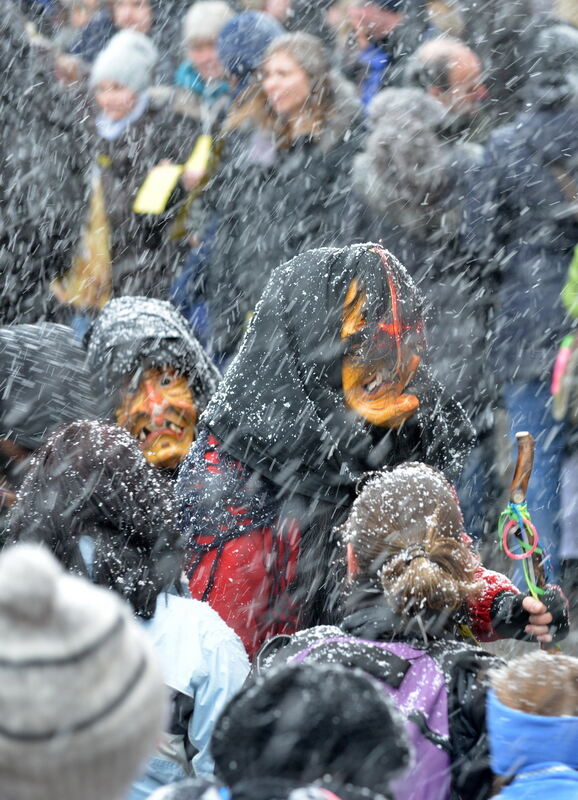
left=341, top=257, right=425, bottom=428
left=116, top=367, right=197, bottom=469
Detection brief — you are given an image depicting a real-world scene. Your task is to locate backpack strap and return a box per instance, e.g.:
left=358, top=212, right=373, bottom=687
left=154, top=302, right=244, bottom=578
left=407, top=710, right=452, bottom=754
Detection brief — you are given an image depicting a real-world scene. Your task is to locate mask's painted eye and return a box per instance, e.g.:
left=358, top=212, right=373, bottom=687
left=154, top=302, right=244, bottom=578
left=160, top=374, right=172, bottom=387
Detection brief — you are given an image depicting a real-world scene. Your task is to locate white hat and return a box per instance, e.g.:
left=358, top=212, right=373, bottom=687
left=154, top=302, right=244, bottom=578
left=0, top=544, right=166, bottom=800
left=183, top=1, right=234, bottom=45
left=91, top=30, right=158, bottom=93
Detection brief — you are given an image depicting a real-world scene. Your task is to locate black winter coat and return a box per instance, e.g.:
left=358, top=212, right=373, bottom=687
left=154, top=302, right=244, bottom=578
left=91, top=97, right=195, bottom=298
left=351, top=145, right=495, bottom=434
left=463, top=106, right=578, bottom=383
left=0, top=1, right=91, bottom=324
left=186, top=78, right=363, bottom=357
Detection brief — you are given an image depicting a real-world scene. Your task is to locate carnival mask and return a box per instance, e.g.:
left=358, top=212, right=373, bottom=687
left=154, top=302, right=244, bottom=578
left=116, top=367, right=197, bottom=469
left=341, top=278, right=422, bottom=428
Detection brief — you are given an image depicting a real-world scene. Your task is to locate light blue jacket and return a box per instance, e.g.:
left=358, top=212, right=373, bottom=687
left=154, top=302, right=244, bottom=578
left=126, top=592, right=250, bottom=799
left=488, top=689, right=578, bottom=799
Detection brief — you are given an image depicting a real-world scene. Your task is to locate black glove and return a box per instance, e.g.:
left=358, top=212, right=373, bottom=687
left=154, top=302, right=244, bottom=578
left=490, top=587, right=569, bottom=643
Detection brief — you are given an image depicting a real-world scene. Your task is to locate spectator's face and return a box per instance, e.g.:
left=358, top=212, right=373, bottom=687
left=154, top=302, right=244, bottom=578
left=263, top=51, right=311, bottom=118
left=437, top=50, right=487, bottom=115
left=69, top=0, right=100, bottom=29
left=265, top=0, right=291, bottom=22
left=95, top=80, right=139, bottom=120
left=187, top=39, right=225, bottom=81
left=348, top=2, right=403, bottom=49
left=113, top=0, right=153, bottom=34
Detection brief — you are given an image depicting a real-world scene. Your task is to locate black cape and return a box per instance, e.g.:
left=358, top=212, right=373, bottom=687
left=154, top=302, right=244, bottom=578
left=203, top=244, right=473, bottom=512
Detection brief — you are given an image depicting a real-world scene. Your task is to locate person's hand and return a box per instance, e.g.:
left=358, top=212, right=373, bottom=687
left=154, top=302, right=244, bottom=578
left=491, top=586, right=569, bottom=643
left=181, top=168, right=207, bottom=192
left=523, top=596, right=555, bottom=643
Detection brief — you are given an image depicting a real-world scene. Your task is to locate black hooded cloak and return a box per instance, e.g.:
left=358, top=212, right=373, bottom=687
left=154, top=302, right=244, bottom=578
left=176, top=246, right=473, bottom=650
left=203, top=244, right=472, bottom=501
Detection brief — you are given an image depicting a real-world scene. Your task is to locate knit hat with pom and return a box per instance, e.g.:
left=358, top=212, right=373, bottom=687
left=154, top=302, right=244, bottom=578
left=91, top=30, right=158, bottom=92
left=0, top=544, right=166, bottom=800
left=217, top=12, right=284, bottom=79
left=182, top=1, right=234, bottom=46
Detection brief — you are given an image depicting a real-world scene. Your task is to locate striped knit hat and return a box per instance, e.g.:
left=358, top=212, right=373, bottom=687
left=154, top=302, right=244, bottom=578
left=0, top=544, right=166, bottom=800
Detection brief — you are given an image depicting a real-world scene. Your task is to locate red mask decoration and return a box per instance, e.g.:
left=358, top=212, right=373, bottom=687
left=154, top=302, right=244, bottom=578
left=341, top=249, right=424, bottom=428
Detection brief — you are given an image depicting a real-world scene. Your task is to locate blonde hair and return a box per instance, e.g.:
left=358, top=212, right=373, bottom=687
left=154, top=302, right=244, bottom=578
left=343, top=463, right=481, bottom=614
left=224, top=31, right=334, bottom=146
left=492, top=651, right=578, bottom=718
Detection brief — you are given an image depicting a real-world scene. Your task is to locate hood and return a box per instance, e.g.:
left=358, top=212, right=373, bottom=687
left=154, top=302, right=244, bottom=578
left=522, top=20, right=578, bottom=110
left=487, top=689, right=578, bottom=776
left=284, top=0, right=334, bottom=44
left=0, top=324, right=102, bottom=451
left=85, top=297, right=220, bottom=412
left=353, top=89, right=475, bottom=237
left=342, top=589, right=460, bottom=644
left=202, top=244, right=473, bottom=507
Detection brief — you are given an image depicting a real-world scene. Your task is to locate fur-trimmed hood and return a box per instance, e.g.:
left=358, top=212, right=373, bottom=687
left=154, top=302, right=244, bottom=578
left=353, top=88, right=478, bottom=238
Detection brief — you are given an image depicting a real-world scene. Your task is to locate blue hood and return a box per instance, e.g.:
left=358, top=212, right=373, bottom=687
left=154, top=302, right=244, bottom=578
left=487, top=690, right=578, bottom=776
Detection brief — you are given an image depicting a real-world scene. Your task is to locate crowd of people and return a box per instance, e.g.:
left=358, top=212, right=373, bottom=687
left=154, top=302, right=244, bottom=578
left=2, top=0, right=578, bottom=798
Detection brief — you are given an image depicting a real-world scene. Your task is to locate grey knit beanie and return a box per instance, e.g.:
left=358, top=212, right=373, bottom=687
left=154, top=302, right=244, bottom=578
left=183, top=1, right=235, bottom=45
left=91, top=30, right=158, bottom=92
left=0, top=544, right=166, bottom=800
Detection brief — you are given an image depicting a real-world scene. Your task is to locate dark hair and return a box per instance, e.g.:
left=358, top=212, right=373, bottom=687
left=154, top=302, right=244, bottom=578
left=342, top=462, right=480, bottom=614
left=7, top=420, right=183, bottom=618
left=212, top=663, right=409, bottom=796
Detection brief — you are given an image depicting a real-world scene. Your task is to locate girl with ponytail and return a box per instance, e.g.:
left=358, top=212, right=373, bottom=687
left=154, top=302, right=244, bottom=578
left=259, top=462, right=504, bottom=800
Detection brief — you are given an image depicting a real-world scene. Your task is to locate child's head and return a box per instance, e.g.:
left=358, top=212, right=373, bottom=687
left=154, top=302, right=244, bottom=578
left=7, top=420, right=183, bottom=619
left=183, top=2, right=234, bottom=82
left=211, top=662, right=410, bottom=796
left=488, top=652, right=578, bottom=783
left=91, top=30, right=158, bottom=119
left=0, top=544, right=165, bottom=800
left=342, top=462, right=480, bottom=615
left=492, top=651, right=578, bottom=717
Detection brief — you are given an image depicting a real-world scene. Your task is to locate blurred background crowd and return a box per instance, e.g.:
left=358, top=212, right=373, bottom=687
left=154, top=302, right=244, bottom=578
left=3, top=2, right=578, bottom=800
left=5, top=0, right=578, bottom=590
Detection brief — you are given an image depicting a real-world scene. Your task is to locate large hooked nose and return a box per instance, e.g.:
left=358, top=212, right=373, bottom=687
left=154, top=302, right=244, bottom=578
left=142, top=380, right=167, bottom=427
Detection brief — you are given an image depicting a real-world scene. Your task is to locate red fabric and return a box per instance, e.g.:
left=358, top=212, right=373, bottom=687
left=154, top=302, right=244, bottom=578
left=188, top=525, right=300, bottom=657
left=462, top=534, right=520, bottom=641
left=186, top=437, right=300, bottom=658
left=186, top=443, right=521, bottom=655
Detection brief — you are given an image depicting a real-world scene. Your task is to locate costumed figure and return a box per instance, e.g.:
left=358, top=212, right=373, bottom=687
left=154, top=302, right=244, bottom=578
left=0, top=322, right=102, bottom=543
left=85, top=296, right=220, bottom=471
left=176, top=243, right=482, bottom=656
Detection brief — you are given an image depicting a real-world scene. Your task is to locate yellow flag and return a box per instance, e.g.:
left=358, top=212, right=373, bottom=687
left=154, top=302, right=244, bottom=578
left=133, top=135, right=213, bottom=216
